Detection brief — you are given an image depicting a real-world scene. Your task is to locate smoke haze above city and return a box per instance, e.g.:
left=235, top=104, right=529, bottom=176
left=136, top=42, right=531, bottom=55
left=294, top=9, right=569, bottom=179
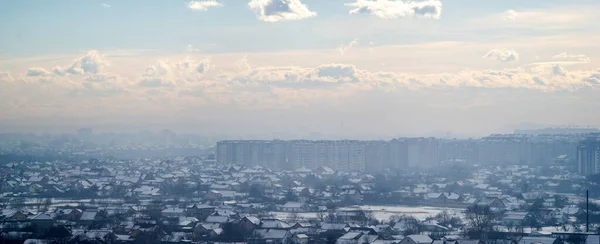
left=1, top=0, right=600, bottom=137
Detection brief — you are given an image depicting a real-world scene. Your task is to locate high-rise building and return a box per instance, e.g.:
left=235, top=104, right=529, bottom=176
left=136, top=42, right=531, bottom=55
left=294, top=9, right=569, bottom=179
left=217, top=140, right=366, bottom=171
left=577, top=135, right=600, bottom=175
left=365, top=141, right=389, bottom=172
left=478, top=134, right=530, bottom=165
left=388, top=138, right=409, bottom=169
left=217, top=140, right=288, bottom=167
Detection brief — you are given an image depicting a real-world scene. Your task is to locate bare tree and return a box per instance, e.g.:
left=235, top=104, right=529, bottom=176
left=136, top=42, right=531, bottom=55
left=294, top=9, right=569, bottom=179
left=326, top=209, right=337, bottom=223
left=464, top=204, right=496, bottom=239
left=289, top=211, right=299, bottom=222
left=434, top=210, right=461, bottom=227
left=35, top=198, right=45, bottom=210
left=388, top=214, right=421, bottom=235
left=10, top=197, right=25, bottom=208
left=43, top=198, right=52, bottom=211
left=506, top=222, right=514, bottom=232
left=316, top=211, right=326, bottom=222
left=364, top=211, right=377, bottom=225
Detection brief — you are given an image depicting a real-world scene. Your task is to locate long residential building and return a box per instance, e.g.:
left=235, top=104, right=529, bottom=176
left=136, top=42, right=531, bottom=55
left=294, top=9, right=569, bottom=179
left=217, top=138, right=440, bottom=172
left=216, top=133, right=594, bottom=172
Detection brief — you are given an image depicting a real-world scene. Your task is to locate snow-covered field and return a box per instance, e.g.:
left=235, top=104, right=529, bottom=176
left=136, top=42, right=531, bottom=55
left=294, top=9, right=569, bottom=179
left=341, top=205, right=464, bottom=221
left=271, top=205, right=464, bottom=222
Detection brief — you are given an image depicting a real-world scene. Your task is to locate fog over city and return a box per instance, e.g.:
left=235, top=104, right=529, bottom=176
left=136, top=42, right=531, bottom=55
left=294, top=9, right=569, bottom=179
left=2, top=0, right=600, bottom=244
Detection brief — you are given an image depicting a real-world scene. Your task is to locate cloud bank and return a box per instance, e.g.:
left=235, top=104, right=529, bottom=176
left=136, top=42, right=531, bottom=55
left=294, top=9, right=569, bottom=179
left=3, top=50, right=600, bottom=135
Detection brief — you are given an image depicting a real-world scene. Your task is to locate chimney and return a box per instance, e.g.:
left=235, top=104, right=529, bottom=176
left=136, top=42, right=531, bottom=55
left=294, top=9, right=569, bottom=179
left=586, top=189, right=589, bottom=232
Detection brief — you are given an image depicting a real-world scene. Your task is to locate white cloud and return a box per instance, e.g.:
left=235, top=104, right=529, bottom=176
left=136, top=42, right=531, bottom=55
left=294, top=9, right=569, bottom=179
left=530, top=52, right=591, bottom=67
left=502, top=9, right=518, bottom=21
left=345, top=0, right=442, bottom=19
left=101, top=3, right=111, bottom=8
left=175, top=57, right=212, bottom=74
left=64, top=50, right=109, bottom=75
left=488, top=8, right=600, bottom=31
left=551, top=64, right=568, bottom=76
left=187, top=0, right=222, bottom=11
left=236, top=55, right=252, bottom=72
left=0, top=71, right=14, bottom=82
left=187, top=44, right=200, bottom=53
left=338, top=38, right=359, bottom=55
left=313, top=64, right=358, bottom=82
left=483, top=49, right=519, bottom=62
left=585, top=69, right=600, bottom=85
left=551, top=52, right=591, bottom=63
left=26, top=68, right=52, bottom=77
left=248, top=0, right=317, bottom=22
left=138, top=57, right=213, bottom=88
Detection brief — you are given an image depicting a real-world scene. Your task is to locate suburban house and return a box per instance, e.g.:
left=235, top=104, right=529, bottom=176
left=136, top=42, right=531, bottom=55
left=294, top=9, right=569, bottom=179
left=400, top=234, right=434, bottom=244
left=280, top=202, right=309, bottom=212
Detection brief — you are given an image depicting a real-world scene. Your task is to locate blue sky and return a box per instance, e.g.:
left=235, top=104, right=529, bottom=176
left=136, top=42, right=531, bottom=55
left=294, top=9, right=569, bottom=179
left=2, top=0, right=596, bottom=55
left=1, top=0, right=599, bottom=137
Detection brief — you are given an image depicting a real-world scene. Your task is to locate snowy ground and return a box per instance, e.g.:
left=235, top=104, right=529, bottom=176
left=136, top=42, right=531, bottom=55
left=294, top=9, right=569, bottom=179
left=341, top=205, right=464, bottom=221
left=271, top=205, right=464, bottom=222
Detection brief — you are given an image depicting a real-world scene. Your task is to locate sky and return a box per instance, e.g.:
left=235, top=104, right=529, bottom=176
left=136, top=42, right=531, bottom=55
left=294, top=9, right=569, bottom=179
left=1, top=0, right=600, bottom=138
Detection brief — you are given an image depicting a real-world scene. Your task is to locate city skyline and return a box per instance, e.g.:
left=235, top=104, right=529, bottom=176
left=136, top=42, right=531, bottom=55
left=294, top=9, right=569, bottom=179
left=2, top=0, right=600, bottom=136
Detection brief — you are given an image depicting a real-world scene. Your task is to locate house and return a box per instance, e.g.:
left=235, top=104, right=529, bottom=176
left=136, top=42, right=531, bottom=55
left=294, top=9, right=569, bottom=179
left=336, top=232, right=366, bottom=244
left=281, top=202, right=308, bottom=212
left=393, top=219, right=420, bottom=233
left=337, top=210, right=367, bottom=223
left=56, top=208, right=83, bottom=221
left=208, top=228, right=223, bottom=238
left=421, top=220, right=450, bottom=233
left=23, top=239, right=53, bottom=244
left=560, top=205, right=583, bottom=217
left=316, top=166, right=336, bottom=176
left=161, top=232, right=191, bottom=243
left=71, top=229, right=117, bottom=244
left=520, top=192, right=549, bottom=202
left=292, top=233, right=309, bottom=244
left=204, top=190, right=222, bottom=201
left=260, top=219, right=292, bottom=229
left=340, top=189, right=363, bottom=204
left=193, top=223, right=221, bottom=238
left=453, top=240, right=484, bottom=244
left=518, top=237, right=562, bottom=244
left=161, top=207, right=185, bottom=217
left=186, top=204, right=215, bottom=220
left=0, top=209, right=28, bottom=221
left=30, top=213, right=55, bottom=231
left=115, top=234, right=133, bottom=244
left=174, top=216, right=198, bottom=232
left=425, top=193, right=461, bottom=204
left=80, top=210, right=100, bottom=225
left=321, top=223, right=350, bottom=232
left=204, top=215, right=230, bottom=224
left=400, top=235, right=433, bottom=244
left=238, top=216, right=261, bottom=233
left=482, top=240, right=517, bottom=244
left=249, top=176, right=274, bottom=188
left=502, top=211, right=528, bottom=227
left=476, top=197, right=506, bottom=210
left=250, top=229, right=292, bottom=244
